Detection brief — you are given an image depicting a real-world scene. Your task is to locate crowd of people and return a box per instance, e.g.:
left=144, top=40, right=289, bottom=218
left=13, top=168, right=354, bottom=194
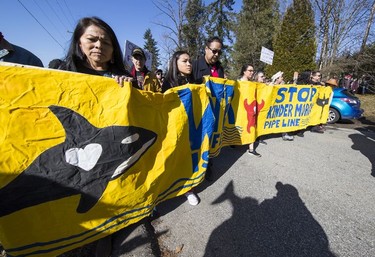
left=1, top=16, right=343, bottom=257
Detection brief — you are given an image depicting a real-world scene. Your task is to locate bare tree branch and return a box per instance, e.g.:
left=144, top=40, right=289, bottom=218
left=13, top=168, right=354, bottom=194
left=361, top=0, right=375, bottom=51
left=151, top=0, right=187, bottom=50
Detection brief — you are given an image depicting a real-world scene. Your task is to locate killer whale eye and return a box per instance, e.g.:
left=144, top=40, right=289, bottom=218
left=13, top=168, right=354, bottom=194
left=121, top=133, right=139, bottom=144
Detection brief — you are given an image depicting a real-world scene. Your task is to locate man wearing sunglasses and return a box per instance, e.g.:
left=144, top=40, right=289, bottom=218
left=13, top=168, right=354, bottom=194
left=192, top=36, right=225, bottom=182
left=192, top=36, right=225, bottom=84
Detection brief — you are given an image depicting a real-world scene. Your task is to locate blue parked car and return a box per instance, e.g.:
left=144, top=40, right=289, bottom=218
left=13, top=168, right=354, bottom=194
left=327, top=87, right=364, bottom=124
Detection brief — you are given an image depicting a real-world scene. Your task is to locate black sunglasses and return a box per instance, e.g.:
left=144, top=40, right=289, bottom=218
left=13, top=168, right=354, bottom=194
left=207, top=46, right=222, bottom=55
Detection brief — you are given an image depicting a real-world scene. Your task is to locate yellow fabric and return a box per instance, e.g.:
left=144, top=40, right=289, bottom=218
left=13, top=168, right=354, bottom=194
left=222, top=80, right=258, bottom=146
left=222, top=81, right=332, bottom=146
left=256, top=83, right=332, bottom=136
left=142, top=72, right=161, bottom=92
left=0, top=65, right=331, bottom=256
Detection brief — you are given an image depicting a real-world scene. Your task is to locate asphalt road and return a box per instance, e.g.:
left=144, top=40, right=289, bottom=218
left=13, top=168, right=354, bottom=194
left=58, top=120, right=375, bottom=257
left=329, top=117, right=375, bottom=133
left=152, top=125, right=375, bottom=257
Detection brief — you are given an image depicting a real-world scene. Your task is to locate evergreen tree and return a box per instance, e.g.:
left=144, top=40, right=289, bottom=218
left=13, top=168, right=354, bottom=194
left=182, top=0, right=205, bottom=59
left=232, top=0, right=279, bottom=77
left=265, top=0, right=317, bottom=82
left=143, top=28, right=161, bottom=71
left=205, top=0, right=236, bottom=71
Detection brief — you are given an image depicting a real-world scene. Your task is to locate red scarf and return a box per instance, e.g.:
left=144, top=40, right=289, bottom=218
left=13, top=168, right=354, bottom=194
left=210, top=65, right=219, bottom=77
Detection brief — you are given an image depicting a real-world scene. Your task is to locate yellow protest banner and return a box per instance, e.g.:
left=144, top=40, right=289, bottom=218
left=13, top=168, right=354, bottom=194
left=0, top=65, right=215, bottom=256
left=257, top=83, right=332, bottom=136
left=0, top=64, right=331, bottom=256
left=222, top=80, right=258, bottom=146
left=203, top=77, right=235, bottom=157
left=222, top=80, right=332, bottom=145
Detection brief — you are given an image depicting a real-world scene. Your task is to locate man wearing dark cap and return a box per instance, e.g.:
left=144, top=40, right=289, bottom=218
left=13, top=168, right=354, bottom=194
left=129, top=47, right=160, bottom=92
left=0, top=32, right=43, bottom=67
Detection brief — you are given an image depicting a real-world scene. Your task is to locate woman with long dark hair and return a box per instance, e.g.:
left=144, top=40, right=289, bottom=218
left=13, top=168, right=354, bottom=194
left=161, top=50, right=200, bottom=206
left=59, top=17, right=134, bottom=257
left=162, top=50, right=195, bottom=92
left=59, top=16, right=131, bottom=85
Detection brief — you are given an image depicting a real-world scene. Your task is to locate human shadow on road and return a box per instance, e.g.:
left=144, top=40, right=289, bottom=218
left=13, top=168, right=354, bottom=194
left=349, top=131, right=375, bottom=177
left=204, top=181, right=337, bottom=257
left=358, top=117, right=375, bottom=126
left=336, top=119, right=356, bottom=124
